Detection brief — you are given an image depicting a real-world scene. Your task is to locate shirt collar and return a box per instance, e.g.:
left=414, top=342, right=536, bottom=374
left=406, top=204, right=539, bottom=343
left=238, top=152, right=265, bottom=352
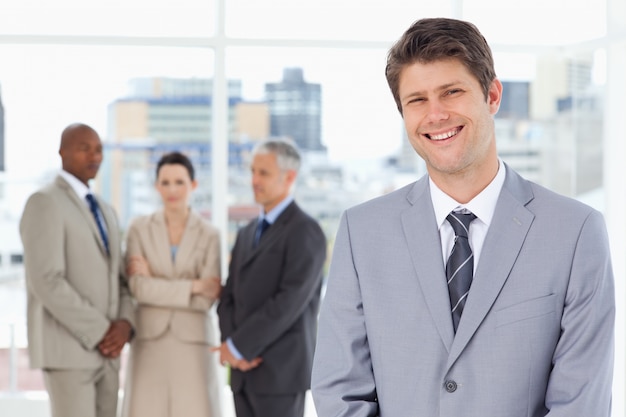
left=430, top=159, right=506, bottom=229
left=260, top=195, right=294, bottom=225
left=59, top=169, right=92, bottom=200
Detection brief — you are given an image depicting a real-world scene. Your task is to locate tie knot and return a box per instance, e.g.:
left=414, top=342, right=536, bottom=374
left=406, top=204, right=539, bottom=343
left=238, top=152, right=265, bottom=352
left=254, top=218, right=271, bottom=247
left=446, top=211, right=476, bottom=238
left=259, top=219, right=270, bottom=234
left=86, top=194, right=97, bottom=208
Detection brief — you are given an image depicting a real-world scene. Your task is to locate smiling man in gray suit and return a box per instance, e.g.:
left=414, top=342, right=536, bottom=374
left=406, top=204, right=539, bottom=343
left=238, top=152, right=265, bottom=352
left=20, top=123, right=135, bottom=417
left=311, top=18, right=615, bottom=417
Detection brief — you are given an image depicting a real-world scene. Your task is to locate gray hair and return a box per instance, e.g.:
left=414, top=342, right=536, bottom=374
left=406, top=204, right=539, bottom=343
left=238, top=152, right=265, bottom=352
left=252, top=139, right=301, bottom=172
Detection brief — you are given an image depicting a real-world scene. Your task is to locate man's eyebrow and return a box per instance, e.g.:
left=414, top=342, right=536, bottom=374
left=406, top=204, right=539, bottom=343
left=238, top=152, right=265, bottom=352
left=401, top=81, right=462, bottom=101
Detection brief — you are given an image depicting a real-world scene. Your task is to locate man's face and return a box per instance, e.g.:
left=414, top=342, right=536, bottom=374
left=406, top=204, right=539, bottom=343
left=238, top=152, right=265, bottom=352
left=59, top=129, right=103, bottom=185
left=398, top=58, right=502, bottom=183
left=251, top=152, right=295, bottom=213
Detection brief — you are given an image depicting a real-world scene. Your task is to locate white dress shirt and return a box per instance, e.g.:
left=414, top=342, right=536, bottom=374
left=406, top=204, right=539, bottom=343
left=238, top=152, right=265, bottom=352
left=429, top=160, right=506, bottom=273
left=59, top=169, right=108, bottom=235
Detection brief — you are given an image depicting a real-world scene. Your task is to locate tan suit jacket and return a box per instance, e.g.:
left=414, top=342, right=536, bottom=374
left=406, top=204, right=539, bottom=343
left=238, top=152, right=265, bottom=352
left=123, top=210, right=222, bottom=417
left=125, top=210, right=221, bottom=343
left=20, top=175, right=135, bottom=369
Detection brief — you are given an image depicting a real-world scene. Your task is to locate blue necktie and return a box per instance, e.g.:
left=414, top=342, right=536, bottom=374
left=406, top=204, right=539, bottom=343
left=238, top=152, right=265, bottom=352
left=254, top=219, right=270, bottom=247
left=446, top=211, right=476, bottom=332
left=86, top=194, right=109, bottom=255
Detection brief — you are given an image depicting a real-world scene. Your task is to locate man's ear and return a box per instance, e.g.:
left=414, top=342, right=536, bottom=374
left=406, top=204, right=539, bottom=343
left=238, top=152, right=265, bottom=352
left=285, top=169, right=297, bottom=186
left=488, top=78, right=503, bottom=115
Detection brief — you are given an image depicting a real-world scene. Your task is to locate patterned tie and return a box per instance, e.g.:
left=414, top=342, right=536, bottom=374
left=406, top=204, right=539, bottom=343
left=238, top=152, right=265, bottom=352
left=446, top=211, right=476, bottom=332
left=254, top=218, right=270, bottom=247
left=86, top=194, right=109, bottom=255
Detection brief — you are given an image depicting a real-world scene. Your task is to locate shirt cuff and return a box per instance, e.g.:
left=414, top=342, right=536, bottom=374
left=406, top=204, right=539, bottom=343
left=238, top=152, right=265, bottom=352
left=226, top=337, right=244, bottom=360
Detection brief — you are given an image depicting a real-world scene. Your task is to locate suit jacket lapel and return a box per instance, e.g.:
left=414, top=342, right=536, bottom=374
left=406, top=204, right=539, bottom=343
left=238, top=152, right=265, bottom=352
left=447, top=166, right=535, bottom=368
left=256, top=205, right=290, bottom=248
left=243, top=202, right=296, bottom=265
left=56, top=176, right=109, bottom=257
left=401, top=179, right=455, bottom=352
left=149, top=211, right=175, bottom=278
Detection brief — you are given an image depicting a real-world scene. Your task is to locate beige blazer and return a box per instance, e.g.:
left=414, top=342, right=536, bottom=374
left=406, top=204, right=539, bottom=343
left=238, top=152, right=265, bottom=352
left=19, top=175, right=135, bottom=369
left=125, top=210, right=220, bottom=344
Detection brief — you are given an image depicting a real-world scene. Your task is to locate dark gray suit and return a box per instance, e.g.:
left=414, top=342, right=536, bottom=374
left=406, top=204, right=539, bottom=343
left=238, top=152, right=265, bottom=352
left=218, top=201, right=326, bottom=415
left=312, top=165, right=614, bottom=416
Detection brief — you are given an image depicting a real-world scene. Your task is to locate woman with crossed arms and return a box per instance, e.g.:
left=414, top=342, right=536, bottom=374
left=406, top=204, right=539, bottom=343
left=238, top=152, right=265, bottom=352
left=122, top=151, right=222, bottom=417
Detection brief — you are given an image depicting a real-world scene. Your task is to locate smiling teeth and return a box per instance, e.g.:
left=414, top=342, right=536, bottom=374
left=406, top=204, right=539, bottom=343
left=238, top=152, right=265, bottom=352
left=429, top=129, right=459, bottom=141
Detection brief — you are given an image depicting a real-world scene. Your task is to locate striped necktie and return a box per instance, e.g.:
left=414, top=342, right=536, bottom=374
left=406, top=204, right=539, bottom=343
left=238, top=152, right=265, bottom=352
left=446, top=211, right=476, bottom=332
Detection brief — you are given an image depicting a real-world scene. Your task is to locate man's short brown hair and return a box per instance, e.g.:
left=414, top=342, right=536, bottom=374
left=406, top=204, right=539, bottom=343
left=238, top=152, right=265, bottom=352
left=385, top=17, right=497, bottom=114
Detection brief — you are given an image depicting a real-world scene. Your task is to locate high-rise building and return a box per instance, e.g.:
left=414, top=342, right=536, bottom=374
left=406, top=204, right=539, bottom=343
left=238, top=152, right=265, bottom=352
left=109, top=77, right=244, bottom=148
left=0, top=83, right=5, bottom=172
left=265, top=68, right=324, bottom=151
left=531, top=55, right=600, bottom=197
left=498, top=81, right=530, bottom=120
left=104, top=77, right=269, bottom=227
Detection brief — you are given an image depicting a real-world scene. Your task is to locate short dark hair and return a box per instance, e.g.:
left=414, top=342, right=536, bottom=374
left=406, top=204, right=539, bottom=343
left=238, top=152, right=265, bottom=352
left=156, top=151, right=195, bottom=181
left=385, top=17, right=496, bottom=114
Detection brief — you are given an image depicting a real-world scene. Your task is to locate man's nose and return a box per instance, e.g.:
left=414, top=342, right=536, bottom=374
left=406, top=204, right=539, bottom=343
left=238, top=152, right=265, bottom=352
left=425, top=100, right=449, bottom=123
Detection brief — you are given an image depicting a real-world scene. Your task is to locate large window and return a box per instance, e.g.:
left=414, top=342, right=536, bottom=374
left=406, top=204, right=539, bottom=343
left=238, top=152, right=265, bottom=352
left=1, top=1, right=624, bottom=416
left=0, top=0, right=215, bottom=37
left=225, top=0, right=451, bottom=40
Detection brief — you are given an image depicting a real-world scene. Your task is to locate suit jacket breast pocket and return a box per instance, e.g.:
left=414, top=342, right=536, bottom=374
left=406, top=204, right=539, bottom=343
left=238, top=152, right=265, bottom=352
left=495, top=294, right=557, bottom=328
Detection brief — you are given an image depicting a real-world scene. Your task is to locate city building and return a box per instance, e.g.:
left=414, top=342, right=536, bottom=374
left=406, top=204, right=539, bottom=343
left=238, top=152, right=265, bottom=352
left=531, top=55, right=601, bottom=197
left=265, top=68, right=325, bottom=152
left=103, top=77, right=270, bottom=229
left=498, top=81, right=530, bottom=120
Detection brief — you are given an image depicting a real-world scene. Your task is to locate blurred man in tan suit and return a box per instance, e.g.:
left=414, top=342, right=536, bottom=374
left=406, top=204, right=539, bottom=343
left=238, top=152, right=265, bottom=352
left=20, top=123, right=135, bottom=417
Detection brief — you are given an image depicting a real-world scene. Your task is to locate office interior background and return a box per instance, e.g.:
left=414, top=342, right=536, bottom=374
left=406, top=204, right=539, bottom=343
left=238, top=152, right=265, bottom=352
left=1, top=0, right=625, bottom=416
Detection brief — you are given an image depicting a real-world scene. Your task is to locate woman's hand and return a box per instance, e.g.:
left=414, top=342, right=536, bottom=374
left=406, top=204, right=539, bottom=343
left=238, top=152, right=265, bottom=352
left=126, top=255, right=151, bottom=277
left=191, top=276, right=222, bottom=300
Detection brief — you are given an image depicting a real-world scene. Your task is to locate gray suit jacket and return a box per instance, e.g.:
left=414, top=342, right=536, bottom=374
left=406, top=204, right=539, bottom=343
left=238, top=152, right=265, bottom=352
left=218, top=201, right=327, bottom=394
left=311, top=165, right=614, bottom=416
left=20, top=175, right=135, bottom=369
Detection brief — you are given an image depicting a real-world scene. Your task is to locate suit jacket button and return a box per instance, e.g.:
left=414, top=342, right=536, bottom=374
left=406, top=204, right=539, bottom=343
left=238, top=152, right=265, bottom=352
left=444, top=380, right=458, bottom=393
